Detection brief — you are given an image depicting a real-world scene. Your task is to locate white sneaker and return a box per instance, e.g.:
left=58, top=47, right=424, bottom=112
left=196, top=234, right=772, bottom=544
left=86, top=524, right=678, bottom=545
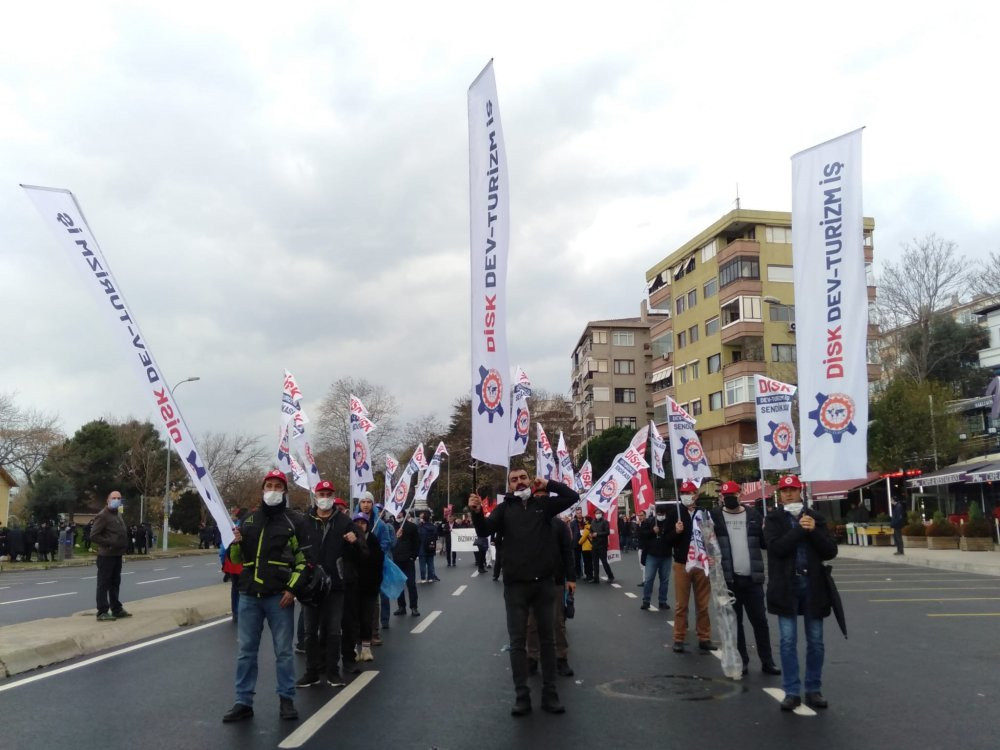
left=360, top=646, right=374, bottom=662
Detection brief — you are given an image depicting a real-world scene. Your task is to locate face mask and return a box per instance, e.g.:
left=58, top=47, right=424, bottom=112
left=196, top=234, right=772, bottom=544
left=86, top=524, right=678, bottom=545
left=514, top=488, right=531, bottom=500
left=595, top=513, right=604, bottom=520
left=723, top=497, right=741, bottom=510
left=263, top=491, right=284, bottom=507
left=784, top=502, right=804, bottom=516
left=655, top=514, right=666, bottom=522
left=681, top=495, right=695, bottom=507
left=315, top=498, right=334, bottom=511
left=109, top=499, right=122, bottom=511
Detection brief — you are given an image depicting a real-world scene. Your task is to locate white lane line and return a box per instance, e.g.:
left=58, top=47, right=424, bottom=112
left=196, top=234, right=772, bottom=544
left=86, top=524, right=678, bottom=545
left=0, top=617, right=228, bottom=693
left=471, top=570, right=479, bottom=578
left=667, top=620, right=675, bottom=627
left=624, top=592, right=638, bottom=599
left=763, top=687, right=817, bottom=716
left=182, top=565, right=193, bottom=568
left=611, top=583, right=622, bottom=589
left=136, top=576, right=181, bottom=585
left=410, top=610, right=442, bottom=634
left=35, top=581, right=57, bottom=585
left=649, top=605, right=659, bottom=612
left=711, top=650, right=723, bottom=661
left=80, top=576, right=96, bottom=580
left=278, top=670, right=378, bottom=749
left=452, top=585, right=467, bottom=597
left=153, top=568, right=167, bottom=572
left=0, top=592, right=77, bottom=606
left=122, top=572, right=135, bottom=576
left=0, top=586, right=9, bottom=590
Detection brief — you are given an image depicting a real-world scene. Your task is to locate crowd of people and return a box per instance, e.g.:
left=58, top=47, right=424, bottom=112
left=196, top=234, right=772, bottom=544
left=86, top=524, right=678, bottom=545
left=0, top=520, right=77, bottom=561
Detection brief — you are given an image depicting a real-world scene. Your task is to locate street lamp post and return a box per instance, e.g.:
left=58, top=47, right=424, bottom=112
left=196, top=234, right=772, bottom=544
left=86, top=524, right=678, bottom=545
left=162, top=376, right=200, bottom=550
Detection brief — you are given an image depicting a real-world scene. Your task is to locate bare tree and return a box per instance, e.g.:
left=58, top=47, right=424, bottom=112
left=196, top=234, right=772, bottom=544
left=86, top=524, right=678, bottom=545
left=315, top=378, right=400, bottom=461
left=876, top=234, right=972, bottom=382
left=200, top=431, right=270, bottom=509
left=971, top=250, right=1000, bottom=305
left=0, top=392, right=64, bottom=487
left=398, top=413, right=446, bottom=456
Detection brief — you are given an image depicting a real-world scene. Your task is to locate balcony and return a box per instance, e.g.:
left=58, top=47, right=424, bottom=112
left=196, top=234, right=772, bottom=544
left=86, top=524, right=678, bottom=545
left=717, top=238, right=761, bottom=266
left=868, top=285, right=876, bottom=302
left=649, top=285, right=671, bottom=311
left=720, top=320, right=764, bottom=345
left=724, top=401, right=755, bottom=423
left=719, top=277, right=762, bottom=299
left=650, top=317, right=673, bottom=340
left=722, top=359, right=766, bottom=379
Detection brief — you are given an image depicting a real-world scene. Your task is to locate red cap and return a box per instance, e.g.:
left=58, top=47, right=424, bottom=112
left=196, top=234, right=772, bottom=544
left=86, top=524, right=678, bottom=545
left=262, top=469, right=287, bottom=488
left=314, top=480, right=335, bottom=494
left=334, top=497, right=349, bottom=508
left=679, top=480, right=698, bottom=494
left=720, top=480, right=742, bottom=496
left=779, top=474, right=803, bottom=489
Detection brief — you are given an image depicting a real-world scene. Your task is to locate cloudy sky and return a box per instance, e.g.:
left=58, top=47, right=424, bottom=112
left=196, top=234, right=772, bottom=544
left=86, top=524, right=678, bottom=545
left=1, top=1, right=996, bottom=449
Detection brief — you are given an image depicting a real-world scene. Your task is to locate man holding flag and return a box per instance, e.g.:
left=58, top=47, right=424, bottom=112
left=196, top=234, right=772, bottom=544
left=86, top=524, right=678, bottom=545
left=665, top=481, right=716, bottom=654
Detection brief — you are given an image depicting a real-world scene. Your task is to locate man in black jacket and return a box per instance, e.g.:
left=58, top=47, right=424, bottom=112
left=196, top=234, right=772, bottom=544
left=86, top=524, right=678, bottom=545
left=393, top=512, right=421, bottom=617
left=890, top=496, right=905, bottom=555
left=90, top=491, right=131, bottom=621
left=588, top=509, right=614, bottom=583
left=710, top=481, right=780, bottom=676
left=764, top=474, right=839, bottom=711
left=469, top=465, right=579, bottom=717
left=526, top=514, right=577, bottom=677
left=638, top=504, right=672, bottom=610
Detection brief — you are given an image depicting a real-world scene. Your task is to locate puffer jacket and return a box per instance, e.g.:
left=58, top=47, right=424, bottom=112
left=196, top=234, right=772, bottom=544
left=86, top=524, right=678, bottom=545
left=230, top=506, right=311, bottom=597
left=709, top=506, right=766, bottom=585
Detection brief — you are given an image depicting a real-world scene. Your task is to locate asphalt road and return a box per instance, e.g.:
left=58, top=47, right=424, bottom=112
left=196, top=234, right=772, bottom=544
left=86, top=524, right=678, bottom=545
left=0, top=554, right=223, bottom=624
left=1, top=552, right=998, bottom=749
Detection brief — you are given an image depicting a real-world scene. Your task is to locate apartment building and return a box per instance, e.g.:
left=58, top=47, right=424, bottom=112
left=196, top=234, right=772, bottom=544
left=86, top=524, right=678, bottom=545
left=644, top=208, right=878, bottom=468
left=571, top=303, right=666, bottom=438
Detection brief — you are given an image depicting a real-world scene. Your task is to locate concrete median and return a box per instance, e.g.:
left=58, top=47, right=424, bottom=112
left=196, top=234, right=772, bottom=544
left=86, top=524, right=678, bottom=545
left=0, top=583, right=231, bottom=679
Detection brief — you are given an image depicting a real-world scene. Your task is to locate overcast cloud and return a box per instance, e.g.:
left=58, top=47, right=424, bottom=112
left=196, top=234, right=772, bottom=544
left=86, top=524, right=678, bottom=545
left=1, top=1, right=996, bottom=450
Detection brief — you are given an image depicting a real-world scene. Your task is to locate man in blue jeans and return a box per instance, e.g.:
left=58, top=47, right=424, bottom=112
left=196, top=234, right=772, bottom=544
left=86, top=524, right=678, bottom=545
left=763, top=474, right=839, bottom=711
left=223, top=470, right=310, bottom=723
left=638, top=504, right=671, bottom=611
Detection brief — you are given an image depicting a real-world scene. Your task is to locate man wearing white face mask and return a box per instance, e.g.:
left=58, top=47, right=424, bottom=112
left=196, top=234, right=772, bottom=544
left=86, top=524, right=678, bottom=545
left=90, top=490, right=131, bottom=621
left=665, top=481, right=715, bottom=653
left=764, top=474, right=838, bottom=712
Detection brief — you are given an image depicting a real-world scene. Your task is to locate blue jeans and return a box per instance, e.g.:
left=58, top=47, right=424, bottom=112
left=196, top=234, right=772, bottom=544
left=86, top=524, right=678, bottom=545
left=642, top=554, right=671, bottom=605
left=419, top=553, right=437, bottom=581
left=778, top=575, right=825, bottom=696
left=235, top=593, right=296, bottom=706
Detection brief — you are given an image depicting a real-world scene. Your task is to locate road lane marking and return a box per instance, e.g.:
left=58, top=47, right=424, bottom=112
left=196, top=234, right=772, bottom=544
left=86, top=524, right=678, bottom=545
left=0, top=586, right=9, bottom=590
left=35, top=581, right=57, bottom=585
left=410, top=610, right=442, bottom=634
left=667, top=620, right=674, bottom=626
left=763, top=687, right=817, bottom=716
left=182, top=565, right=193, bottom=568
left=277, top=670, right=378, bottom=749
left=649, top=605, right=659, bottom=612
left=839, top=586, right=1000, bottom=592
left=870, top=597, right=1000, bottom=602
left=0, top=617, right=228, bottom=693
left=153, top=568, right=167, bottom=572
left=836, top=578, right=996, bottom=583
left=0, top=592, right=77, bottom=606
left=136, top=576, right=181, bottom=585
left=452, top=585, right=467, bottom=596
left=625, top=592, right=638, bottom=599
left=122, top=572, right=135, bottom=576
left=611, top=582, right=622, bottom=588
left=80, top=576, right=96, bottom=580
left=927, top=612, right=1000, bottom=617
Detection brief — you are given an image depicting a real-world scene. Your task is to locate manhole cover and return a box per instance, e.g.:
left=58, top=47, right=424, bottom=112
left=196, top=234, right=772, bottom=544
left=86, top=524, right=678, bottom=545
left=597, top=674, right=744, bottom=702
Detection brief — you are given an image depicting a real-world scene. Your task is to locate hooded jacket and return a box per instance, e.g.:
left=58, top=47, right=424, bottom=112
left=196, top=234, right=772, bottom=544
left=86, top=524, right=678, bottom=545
left=709, top=506, right=766, bottom=585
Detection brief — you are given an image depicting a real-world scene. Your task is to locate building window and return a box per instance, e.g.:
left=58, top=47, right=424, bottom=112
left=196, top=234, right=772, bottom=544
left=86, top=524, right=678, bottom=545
left=864, top=231, right=873, bottom=248
left=687, top=289, right=697, bottom=309
left=765, top=226, right=793, bottom=243
left=720, top=296, right=762, bottom=326
left=771, top=344, right=797, bottom=362
left=612, top=331, right=635, bottom=347
left=651, top=336, right=673, bottom=358
left=678, top=365, right=687, bottom=384
left=690, top=399, right=702, bottom=416
left=589, top=358, right=608, bottom=373
left=709, top=391, right=723, bottom=410
left=689, top=324, right=699, bottom=344
left=865, top=262, right=875, bottom=287
left=614, top=359, right=635, bottom=375
left=724, top=376, right=754, bottom=406
left=677, top=330, right=686, bottom=349
left=701, top=239, right=717, bottom=262
left=689, top=360, right=700, bottom=379
left=615, top=416, right=638, bottom=429
left=593, top=330, right=607, bottom=344
left=719, top=256, right=760, bottom=288
left=593, top=387, right=610, bottom=402
left=707, top=353, right=721, bottom=373
left=595, top=417, right=610, bottom=431
left=703, top=278, right=718, bottom=299
left=676, top=296, right=686, bottom=315
left=705, top=316, right=720, bottom=336
left=615, top=388, right=637, bottom=403
left=768, top=303, right=795, bottom=322
left=766, top=264, right=794, bottom=283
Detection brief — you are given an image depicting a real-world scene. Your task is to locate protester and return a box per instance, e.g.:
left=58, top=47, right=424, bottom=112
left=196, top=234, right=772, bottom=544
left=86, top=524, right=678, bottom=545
left=569, top=507, right=585, bottom=577
left=638, top=504, right=672, bottom=611
left=710, top=481, right=780, bottom=676
left=90, top=490, right=132, bottom=622
left=469, top=462, right=579, bottom=716
left=665, top=481, right=715, bottom=653
left=335, top=496, right=367, bottom=677
left=223, top=470, right=309, bottom=723
left=360, top=493, right=394, bottom=644
left=588, top=508, right=614, bottom=583
left=618, top=511, right=631, bottom=553
left=220, top=506, right=245, bottom=623
left=890, top=495, right=905, bottom=555
left=526, top=514, right=576, bottom=678
left=352, top=512, right=384, bottom=663
left=578, top=517, right=594, bottom=582
left=635, top=510, right=648, bottom=585
left=392, top=511, right=420, bottom=617
left=417, top=510, right=440, bottom=583
left=764, top=474, right=839, bottom=711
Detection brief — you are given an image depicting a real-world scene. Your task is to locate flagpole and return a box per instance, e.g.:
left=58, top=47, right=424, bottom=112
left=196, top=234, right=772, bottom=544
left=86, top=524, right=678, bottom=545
left=759, top=459, right=768, bottom=514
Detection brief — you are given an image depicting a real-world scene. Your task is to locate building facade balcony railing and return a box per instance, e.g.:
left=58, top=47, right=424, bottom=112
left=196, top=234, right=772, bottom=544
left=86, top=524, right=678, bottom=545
left=718, top=277, right=763, bottom=301
left=717, top=238, right=761, bottom=266
left=720, top=320, right=765, bottom=345
left=648, top=285, right=671, bottom=311
left=650, top=317, right=673, bottom=340
left=723, top=401, right=756, bottom=423
left=722, top=359, right=767, bottom=379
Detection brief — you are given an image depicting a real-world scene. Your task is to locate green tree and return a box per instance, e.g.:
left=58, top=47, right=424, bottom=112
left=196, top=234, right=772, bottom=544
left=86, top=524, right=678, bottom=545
left=901, top=314, right=992, bottom=398
left=38, top=419, right=123, bottom=512
left=869, top=379, right=961, bottom=472
left=169, top=490, right=203, bottom=534
left=580, top=426, right=634, bottom=480
left=25, top=473, right=76, bottom=522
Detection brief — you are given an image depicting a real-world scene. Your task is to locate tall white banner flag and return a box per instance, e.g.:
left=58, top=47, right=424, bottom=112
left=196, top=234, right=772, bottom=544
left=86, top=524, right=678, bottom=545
left=280, top=371, right=321, bottom=491
left=667, top=397, right=712, bottom=484
left=581, top=446, right=648, bottom=515
left=386, top=443, right=427, bottom=517
left=509, top=367, right=532, bottom=457
left=792, top=128, right=868, bottom=480
left=349, top=394, right=376, bottom=497
left=556, top=431, right=576, bottom=488
left=754, top=375, right=799, bottom=471
left=535, top=424, right=558, bottom=481
left=469, top=60, right=512, bottom=468
left=414, top=442, right=449, bottom=502
left=649, top=420, right=667, bottom=479
left=384, top=454, right=399, bottom=505
left=23, top=186, right=233, bottom=546
left=576, top=460, right=593, bottom=492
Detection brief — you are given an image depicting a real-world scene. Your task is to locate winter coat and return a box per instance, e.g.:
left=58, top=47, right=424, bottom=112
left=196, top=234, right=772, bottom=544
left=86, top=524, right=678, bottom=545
left=638, top=516, right=672, bottom=558
left=229, top=505, right=310, bottom=597
left=90, top=507, right=129, bottom=557
left=763, top=507, right=838, bottom=619
left=303, top=509, right=362, bottom=590
left=709, top=507, right=766, bottom=585
left=589, top=516, right=611, bottom=551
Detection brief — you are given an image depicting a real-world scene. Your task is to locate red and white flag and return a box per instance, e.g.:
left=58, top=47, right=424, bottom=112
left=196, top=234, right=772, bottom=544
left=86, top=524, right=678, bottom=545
left=631, top=468, right=655, bottom=516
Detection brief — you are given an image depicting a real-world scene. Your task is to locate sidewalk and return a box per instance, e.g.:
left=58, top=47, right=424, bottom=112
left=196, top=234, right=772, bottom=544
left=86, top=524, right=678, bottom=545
left=0, top=547, right=217, bottom=574
left=836, top=543, right=1000, bottom=576
left=0, top=584, right=230, bottom=679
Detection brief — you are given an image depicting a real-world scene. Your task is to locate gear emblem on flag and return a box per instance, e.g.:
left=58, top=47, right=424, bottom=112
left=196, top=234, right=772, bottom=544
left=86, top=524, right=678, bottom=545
left=353, top=439, right=370, bottom=478
left=514, top=406, right=530, bottom=445
left=677, top=436, right=707, bottom=468
left=475, top=366, right=505, bottom=422
left=600, top=478, right=618, bottom=502
left=808, top=392, right=857, bottom=443
left=764, top=420, right=795, bottom=459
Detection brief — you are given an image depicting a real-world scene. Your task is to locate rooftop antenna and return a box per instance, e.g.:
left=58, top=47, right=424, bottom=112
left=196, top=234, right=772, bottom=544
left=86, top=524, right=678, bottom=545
left=735, top=183, right=741, bottom=210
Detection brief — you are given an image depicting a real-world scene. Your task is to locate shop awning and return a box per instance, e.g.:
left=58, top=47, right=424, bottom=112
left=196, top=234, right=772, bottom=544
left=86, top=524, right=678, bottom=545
left=650, top=366, right=673, bottom=383
left=739, top=481, right=775, bottom=504
left=965, top=462, right=1000, bottom=483
left=907, top=460, right=997, bottom=488
left=810, top=471, right=882, bottom=500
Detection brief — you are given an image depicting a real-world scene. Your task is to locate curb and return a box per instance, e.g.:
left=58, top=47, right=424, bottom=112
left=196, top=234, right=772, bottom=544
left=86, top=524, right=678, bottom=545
left=0, top=549, right=216, bottom=574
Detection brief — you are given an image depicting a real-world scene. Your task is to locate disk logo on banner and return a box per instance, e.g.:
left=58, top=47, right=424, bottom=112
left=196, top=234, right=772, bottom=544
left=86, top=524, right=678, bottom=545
left=509, top=366, right=532, bottom=456
left=667, top=397, right=712, bottom=484
left=754, top=374, right=798, bottom=470
left=475, top=366, right=505, bottom=422
left=649, top=420, right=667, bottom=479
left=792, top=128, right=867, bottom=480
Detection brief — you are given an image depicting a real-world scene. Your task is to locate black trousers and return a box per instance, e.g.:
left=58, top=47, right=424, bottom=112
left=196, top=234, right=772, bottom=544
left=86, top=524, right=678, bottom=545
left=573, top=546, right=583, bottom=577
left=305, top=590, right=345, bottom=677
left=342, top=584, right=359, bottom=662
left=593, top=546, right=613, bottom=580
left=893, top=528, right=904, bottom=553
left=396, top=558, right=418, bottom=610
left=732, top=574, right=774, bottom=666
left=504, top=579, right=557, bottom=701
left=96, top=555, right=123, bottom=615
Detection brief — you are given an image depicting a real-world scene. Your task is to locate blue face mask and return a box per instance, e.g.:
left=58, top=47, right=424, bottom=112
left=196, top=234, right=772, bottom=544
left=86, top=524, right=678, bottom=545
left=109, top=499, right=122, bottom=511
